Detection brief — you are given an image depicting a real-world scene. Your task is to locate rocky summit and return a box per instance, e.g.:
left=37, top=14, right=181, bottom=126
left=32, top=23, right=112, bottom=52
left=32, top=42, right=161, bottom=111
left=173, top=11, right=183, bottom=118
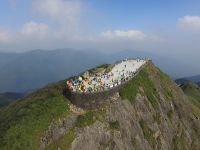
left=0, top=60, right=199, bottom=150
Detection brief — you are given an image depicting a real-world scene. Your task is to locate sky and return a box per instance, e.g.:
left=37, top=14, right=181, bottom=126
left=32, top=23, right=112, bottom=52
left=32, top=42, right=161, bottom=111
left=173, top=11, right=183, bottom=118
left=0, top=0, right=200, bottom=76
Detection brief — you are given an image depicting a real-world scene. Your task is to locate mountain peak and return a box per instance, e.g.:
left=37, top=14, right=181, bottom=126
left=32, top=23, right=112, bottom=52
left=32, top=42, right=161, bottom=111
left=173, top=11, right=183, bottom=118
left=0, top=60, right=200, bottom=150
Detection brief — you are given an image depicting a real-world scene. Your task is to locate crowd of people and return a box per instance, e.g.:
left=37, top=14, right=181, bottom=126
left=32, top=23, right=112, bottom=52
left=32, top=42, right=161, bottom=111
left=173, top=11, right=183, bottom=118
left=66, top=59, right=147, bottom=93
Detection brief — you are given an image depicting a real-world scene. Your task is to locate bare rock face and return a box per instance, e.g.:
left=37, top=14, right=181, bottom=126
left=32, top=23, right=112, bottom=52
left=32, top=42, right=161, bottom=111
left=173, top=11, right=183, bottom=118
left=51, top=90, right=198, bottom=150
left=71, top=121, right=111, bottom=150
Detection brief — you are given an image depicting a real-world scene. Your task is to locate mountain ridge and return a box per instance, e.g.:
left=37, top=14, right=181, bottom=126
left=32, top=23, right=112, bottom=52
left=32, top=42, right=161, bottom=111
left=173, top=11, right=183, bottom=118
left=0, top=61, right=199, bottom=150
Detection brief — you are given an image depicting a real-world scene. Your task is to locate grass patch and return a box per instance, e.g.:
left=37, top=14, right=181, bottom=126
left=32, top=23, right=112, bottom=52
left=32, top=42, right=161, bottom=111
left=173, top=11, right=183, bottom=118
left=156, top=67, right=171, bottom=81
left=181, top=82, right=200, bottom=107
left=75, top=108, right=106, bottom=128
left=75, top=111, right=96, bottom=128
left=0, top=81, right=70, bottom=150
left=167, top=110, right=174, bottom=121
left=139, top=120, right=157, bottom=149
left=149, top=65, right=174, bottom=101
left=181, top=82, right=200, bottom=120
left=119, top=68, right=159, bottom=109
left=153, top=113, right=162, bottom=125
left=88, top=64, right=113, bottom=74
left=45, top=128, right=75, bottom=150
left=165, top=90, right=173, bottom=99
left=109, top=121, right=120, bottom=130
left=173, top=129, right=188, bottom=150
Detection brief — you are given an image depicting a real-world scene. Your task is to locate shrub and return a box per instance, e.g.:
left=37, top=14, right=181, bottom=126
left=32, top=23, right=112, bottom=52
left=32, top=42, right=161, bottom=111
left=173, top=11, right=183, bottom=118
left=109, top=121, right=120, bottom=130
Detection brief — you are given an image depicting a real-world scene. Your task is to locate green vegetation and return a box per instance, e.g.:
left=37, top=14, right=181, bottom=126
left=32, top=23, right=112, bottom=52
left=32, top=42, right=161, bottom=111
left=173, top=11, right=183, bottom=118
left=45, top=128, right=75, bottom=150
left=0, top=81, right=70, bottom=150
left=75, top=108, right=106, bottom=128
left=88, top=64, right=113, bottom=74
left=139, top=120, right=157, bottom=149
left=181, top=82, right=200, bottom=106
left=0, top=92, right=24, bottom=107
left=167, top=110, right=174, bottom=121
left=119, top=67, right=159, bottom=109
left=156, top=67, right=171, bottom=81
left=46, top=109, right=106, bottom=149
left=164, top=90, right=173, bottom=99
left=75, top=111, right=96, bottom=128
left=109, top=121, right=120, bottom=130
left=153, top=113, right=162, bottom=125
left=180, top=82, right=200, bottom=119
left=155, top=66, right=174, bottom=100
left=173, top=129, right=188, bottom=150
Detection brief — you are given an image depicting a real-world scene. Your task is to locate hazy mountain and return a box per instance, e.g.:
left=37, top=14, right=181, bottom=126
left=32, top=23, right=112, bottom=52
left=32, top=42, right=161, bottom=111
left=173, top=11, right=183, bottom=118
left=175, top=75, right=200, bottom=85
left=187, top=75, right=200, bottom=83
left=0, top=52, right=20, bottom=68
left=0, top=49, right=108, bottom=93
left=0, top=61, right=199, bottom=149
left=0, top=49, right=194, bottom=93
left=175, top=78, right=190, bottom=85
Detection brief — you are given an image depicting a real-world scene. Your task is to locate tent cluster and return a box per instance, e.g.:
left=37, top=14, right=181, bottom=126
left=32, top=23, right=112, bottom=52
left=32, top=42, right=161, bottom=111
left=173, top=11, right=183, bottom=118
left=66, top=59, right=147, bottom=93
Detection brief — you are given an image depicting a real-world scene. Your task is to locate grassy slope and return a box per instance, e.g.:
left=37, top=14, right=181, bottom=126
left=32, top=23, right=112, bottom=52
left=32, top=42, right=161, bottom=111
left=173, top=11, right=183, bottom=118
left=119, top=62, right=171, bottom=109
left=180, top=82, right=200, bottom=118
left=0, top=63, right=113, bottom=150
left=0, top=80, right=70, bottom=150
left=87, top=64, right=113, bottom=74
left=180, top=82, right=200, bottom=104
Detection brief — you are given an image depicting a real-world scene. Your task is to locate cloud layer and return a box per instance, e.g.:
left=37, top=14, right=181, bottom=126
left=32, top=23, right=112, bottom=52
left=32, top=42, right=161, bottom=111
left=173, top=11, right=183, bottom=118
left=0, top=30, right=11, bottom=43
left=177, top=15, right=200, bottom=30
left=21, top=22, right=49, bottom=36
left=33, top=0, right=83, bottom=34
left=101, top=30, right=146, bottom=40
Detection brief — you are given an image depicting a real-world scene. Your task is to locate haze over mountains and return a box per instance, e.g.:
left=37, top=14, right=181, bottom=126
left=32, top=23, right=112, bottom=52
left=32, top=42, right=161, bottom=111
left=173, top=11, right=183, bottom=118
left=0, top=48, right=199, bottom=93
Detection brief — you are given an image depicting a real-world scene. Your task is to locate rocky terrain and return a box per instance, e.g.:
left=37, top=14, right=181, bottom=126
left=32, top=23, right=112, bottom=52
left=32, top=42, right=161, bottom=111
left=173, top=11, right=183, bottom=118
left=0, top=62, right=199, bottom=150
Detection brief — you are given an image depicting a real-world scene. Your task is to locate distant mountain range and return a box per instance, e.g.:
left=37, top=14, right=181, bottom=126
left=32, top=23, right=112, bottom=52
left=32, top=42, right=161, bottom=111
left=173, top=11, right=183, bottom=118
left=175, top=75, right=200, bottom=86
left=0, top=49, right=196, bottom=93
left=0, top=49, right=108, bottom=93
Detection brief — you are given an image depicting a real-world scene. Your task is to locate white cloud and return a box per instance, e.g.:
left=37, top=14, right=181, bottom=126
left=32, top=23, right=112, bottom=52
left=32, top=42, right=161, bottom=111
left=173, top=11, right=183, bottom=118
left=101, top=30, right=146, bottom=40
left=33, top=0, right=83, bottom=34
left=177, top=15, right=200, bottom=30
left=0, top=30, right=11, bottom=43
left=21, top=21, right=49, bottom=36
